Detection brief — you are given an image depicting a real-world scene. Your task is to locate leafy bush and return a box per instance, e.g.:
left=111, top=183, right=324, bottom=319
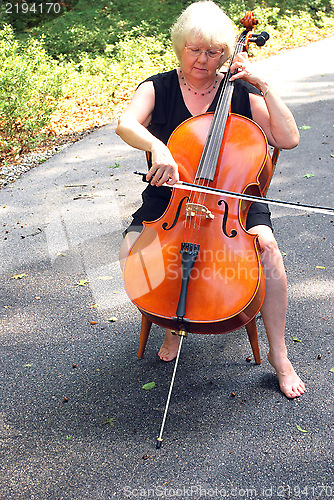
left=26, top=0, right=186, bottom=62
left=28, top=0, right=125, bottom=61
left=57, top=36, right=177, bottom=113
left=0, top=25, right=63, bottom=156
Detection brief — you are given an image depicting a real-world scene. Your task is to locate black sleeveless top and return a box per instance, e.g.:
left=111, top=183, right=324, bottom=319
left=145, top=69, right=256, bottom=146
left=127, top=69, right=271, bottom=232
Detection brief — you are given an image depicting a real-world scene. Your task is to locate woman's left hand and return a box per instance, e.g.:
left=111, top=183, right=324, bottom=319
left=229, top=52, right=300, bottom=150
left=229, top=53, right=264, bottom=91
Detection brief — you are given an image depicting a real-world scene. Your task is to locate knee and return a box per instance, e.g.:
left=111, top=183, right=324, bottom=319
left=260, top=236, right=280, bottom=257
left=258, top=233, right=283, bottom=268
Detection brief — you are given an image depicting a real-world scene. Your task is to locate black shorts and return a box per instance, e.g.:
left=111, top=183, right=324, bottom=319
left=246, top=201, right=273, bottom=231
left=123, top=186, right=273, bottom=236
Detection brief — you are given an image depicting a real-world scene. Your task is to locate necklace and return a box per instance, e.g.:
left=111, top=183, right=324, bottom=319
left=179, top=70, right=218, bottom=96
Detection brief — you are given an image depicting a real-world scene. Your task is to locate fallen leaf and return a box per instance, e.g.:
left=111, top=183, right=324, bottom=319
left=90, top=321, right=97, bottom=325
left=292, top=337, right=301, bottom=342
left=296, top=424, right=308, bottom=433
left=315, top=266, right=326, bottom=269
left=73, top=193, right=92, bottom=200
left=329, top=367, right=334, bottom=373
left=142, top=382, right=155, bottom=390
left=102, top=417, right=116, bottom=426
left=108, top=316, right=117, bottom=322
left=97, top=276, right=113, bottom=280
left=65, top=184, right=87, bottom=188
left=10, top=273, right=27, bottom=280
left=299, top=125, right=311, bottom=130
left=23, top=363, right=32, bottom=368
left=330, top=154, right=334, bottom=158
left=75, top=279, right=89, bottom=286
left=89, top=303, right=98, bottom=309
left=66, top=435, right=73, bottom=440
left=303, top=174, right=314, bottom=179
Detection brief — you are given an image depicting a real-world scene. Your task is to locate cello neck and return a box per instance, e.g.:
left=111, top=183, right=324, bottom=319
left=195, top=14, right=259, bottom=183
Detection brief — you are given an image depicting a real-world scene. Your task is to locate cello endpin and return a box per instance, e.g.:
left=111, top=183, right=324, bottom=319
left=171, top=330, right=188, bottom=337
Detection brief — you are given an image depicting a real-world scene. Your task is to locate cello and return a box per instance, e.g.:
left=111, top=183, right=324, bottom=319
left=123, top=13, right=272, bottom=337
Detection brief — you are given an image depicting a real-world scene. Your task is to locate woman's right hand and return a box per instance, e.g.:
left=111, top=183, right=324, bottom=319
left=146, top=143, right=179, bottom=186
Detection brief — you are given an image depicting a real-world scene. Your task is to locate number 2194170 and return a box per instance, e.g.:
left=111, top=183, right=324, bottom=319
left=5, top=3, right=62, bottom=14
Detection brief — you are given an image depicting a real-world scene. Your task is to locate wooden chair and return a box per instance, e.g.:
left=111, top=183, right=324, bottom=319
left=137, top=313, right=261, bottom=364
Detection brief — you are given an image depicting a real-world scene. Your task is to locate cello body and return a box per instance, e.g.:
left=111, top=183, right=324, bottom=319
left=123, top=112, right=272, bottom=334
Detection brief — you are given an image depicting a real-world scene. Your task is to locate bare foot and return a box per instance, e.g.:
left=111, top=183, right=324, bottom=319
left=268, top=349, right=306, bottom=399
left=158, top=329, right=180, bottom=362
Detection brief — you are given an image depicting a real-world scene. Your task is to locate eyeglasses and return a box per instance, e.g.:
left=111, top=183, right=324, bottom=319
left=184, top=45, right=223, bottom=59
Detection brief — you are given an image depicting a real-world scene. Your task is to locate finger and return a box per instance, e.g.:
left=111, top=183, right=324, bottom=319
left=146, top=167, right=155, bottom=181
left=150, top=167, right=168, bottom=186
left=166, top=174, right=178, bottom=186
left=147, top=165, right=161, bottom=182
left=230, top=63, right=243, bottom=75
left=155, top=170, right=171, bottom=186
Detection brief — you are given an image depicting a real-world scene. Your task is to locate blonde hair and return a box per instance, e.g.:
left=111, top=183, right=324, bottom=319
left=171, top=1, right=236, bottom=68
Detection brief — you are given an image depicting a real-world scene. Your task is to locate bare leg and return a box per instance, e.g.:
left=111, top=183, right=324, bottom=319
left=120, top=233, right=181, bottom=362
left=249, top=225, right=305, bottom=398
left=120, top=231, right=182, bottom=362
left=158, top=329, right=180, bottom=362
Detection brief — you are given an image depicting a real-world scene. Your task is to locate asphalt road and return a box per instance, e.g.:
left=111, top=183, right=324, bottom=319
left=0, top=37, right=333, bottom=500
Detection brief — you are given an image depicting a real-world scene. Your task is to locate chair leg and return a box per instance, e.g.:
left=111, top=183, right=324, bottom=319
left=245, top=317, right=261, bottom=364
left=138, top=314, right=152, bottom=358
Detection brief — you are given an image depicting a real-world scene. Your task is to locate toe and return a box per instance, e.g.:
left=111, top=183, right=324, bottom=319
left=158, top=346, right=174, bottom=362
left=158, top=348, right=167, bottom=361
left=284, top=380, right=306, bottom=399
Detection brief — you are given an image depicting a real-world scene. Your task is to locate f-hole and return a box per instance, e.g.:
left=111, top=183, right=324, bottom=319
left=218, top=199, right=237, bottom=238
left=162, top=196, right=189, bottom=231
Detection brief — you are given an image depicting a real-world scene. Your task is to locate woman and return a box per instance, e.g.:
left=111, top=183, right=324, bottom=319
left=116, top=1, right=305, bottom=399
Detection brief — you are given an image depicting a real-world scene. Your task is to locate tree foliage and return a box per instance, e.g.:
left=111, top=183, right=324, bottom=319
left=0, top=0, right=333, bottom=160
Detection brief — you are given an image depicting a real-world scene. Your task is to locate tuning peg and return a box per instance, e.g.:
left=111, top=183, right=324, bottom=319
left=256, top=31, right=270, bottom=46
left=249, top=31, right=270, bottom=46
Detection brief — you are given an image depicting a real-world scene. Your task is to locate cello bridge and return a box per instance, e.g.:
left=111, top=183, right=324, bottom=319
left=186, top=202, right=214, bottom=220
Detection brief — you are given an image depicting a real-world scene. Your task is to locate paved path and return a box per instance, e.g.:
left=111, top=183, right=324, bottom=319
left=0, top=37, right=333, bottom=499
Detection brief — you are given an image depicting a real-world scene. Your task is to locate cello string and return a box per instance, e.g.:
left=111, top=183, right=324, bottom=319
left=195, top=35, right=243, bottom=191
left=189, top=35, right=245, bottom=244
left=183, top=32, right=247, bottom=245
